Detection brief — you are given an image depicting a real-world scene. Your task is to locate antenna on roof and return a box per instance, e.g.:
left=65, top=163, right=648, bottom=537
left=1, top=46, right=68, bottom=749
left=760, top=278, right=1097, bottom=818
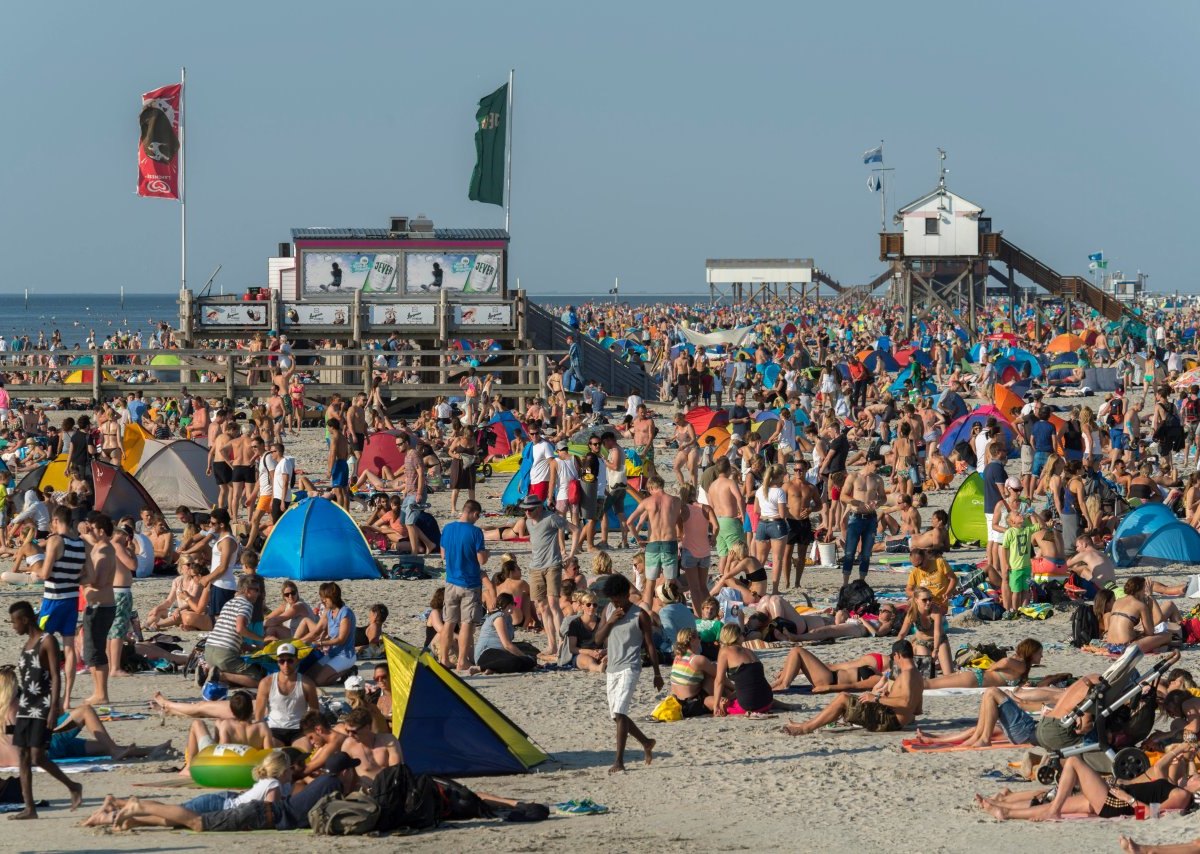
left=937, top=148, right=948, bottom=189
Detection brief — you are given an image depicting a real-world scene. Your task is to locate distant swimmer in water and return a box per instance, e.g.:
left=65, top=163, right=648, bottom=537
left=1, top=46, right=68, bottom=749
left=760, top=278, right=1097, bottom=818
left=318, top=262, right=343, bottom=292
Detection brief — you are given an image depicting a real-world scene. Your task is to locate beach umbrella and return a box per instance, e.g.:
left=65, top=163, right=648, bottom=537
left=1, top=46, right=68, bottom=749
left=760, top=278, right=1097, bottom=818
left=985, top=332, right=1018, bottom=344
left=1172, top=367, right=1200, bottom=389
left=1046, top=333, right=1086, bottom=354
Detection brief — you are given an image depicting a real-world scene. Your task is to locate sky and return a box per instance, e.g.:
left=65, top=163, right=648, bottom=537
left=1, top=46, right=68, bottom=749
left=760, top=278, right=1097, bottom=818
left=1, top=2, right=1196, bottom=298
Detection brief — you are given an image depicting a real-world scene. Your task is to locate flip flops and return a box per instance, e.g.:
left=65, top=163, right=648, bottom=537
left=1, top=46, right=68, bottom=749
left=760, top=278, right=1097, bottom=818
left=554, top=798, right=610, bottom=815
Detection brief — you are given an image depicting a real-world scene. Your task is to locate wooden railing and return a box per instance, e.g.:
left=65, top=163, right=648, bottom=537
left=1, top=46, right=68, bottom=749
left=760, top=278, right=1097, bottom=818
left=0, top=347, right=565, bottom=405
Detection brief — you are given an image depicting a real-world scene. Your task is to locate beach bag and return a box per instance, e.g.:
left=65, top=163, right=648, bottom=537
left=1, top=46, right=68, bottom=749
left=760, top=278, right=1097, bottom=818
left=651, top=695, right=684, bottom=722
left=835, top=579, right=878, bottom=616
left=309, top=791, right=381, bottom=836
left=371, top=764, right=441, bottom=833
left=1070, top=603, right=1100, bottom=648
left=567, top=478, right=583, bottom=507
left=972, top=600, right=1005, bottom=622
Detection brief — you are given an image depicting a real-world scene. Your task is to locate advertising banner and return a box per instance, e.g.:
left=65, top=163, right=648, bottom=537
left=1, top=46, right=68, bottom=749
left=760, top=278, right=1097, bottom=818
left=369, top=304, right=438, bottom=328
left=199, top=304, right=268, bottom=327
left=283, top=304, right=352, bottom=327
left=453, top=304, right=512, bottom=327
left=302, top=252, right=398, bottom=294
left=405, top=252, right=501, bottom=294
left=137, top=82, right=182, bottom=199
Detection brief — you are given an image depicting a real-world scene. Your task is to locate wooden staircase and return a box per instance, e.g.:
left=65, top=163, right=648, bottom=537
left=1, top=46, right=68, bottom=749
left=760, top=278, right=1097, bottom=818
left=994, top=237, right=1136, bottom=323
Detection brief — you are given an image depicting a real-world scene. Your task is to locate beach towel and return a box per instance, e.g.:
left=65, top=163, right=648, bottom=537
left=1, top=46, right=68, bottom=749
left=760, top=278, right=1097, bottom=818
left=901, top=737, right=1019, bottom=753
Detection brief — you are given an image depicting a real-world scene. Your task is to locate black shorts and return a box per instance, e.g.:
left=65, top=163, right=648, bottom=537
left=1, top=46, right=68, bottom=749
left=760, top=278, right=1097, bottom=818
left=82, top=605, right=116, bottom=667
left=212, top=462, right=233, bottom=485
left=200, top=801, right=274, bottom=832
left=787, top=518, right=814, bottom=546
left=231, top=465, right=254, bottom=484
left=351, top=435, right=365, bottom=453
left=269, top=726, right=302, bottom=746
left=12, top=716, right=51, bottom=749
left=680, top=695, right=708, bottom=718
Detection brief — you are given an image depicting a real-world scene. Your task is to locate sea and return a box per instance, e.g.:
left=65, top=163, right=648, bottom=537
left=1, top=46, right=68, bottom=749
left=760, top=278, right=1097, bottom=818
left=0, top=291, right=715, bottom=348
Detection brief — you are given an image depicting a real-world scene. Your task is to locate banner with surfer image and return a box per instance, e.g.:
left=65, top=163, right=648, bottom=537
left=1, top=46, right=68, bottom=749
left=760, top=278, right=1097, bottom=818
left=137, top=83, right=182, bottom=199
left=301, top=252, right=399, bottom=294
left=404, top=252, right=501, bottom=294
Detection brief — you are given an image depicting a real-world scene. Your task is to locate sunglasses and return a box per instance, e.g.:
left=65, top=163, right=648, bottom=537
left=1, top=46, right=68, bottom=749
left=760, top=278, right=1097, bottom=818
left=278, top=657, right=297, bottom=664
left=283, top=590, right=297, bottom=597
left=583, top=603, right=597, bottom=608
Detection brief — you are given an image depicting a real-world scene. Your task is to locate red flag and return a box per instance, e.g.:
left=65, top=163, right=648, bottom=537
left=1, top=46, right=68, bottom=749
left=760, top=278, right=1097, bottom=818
left=137, top=83, right=182, bottom=199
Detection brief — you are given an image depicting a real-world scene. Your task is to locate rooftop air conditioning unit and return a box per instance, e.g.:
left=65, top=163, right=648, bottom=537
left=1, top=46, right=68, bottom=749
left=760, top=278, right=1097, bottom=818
left=409, top=215, right=434, bottom=233
left=389, top=216, right=409, bottom=234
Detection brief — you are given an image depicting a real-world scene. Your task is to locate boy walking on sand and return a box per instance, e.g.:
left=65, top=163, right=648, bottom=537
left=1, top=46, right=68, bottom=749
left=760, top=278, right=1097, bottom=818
left=593, top=573, right=662, bottom=774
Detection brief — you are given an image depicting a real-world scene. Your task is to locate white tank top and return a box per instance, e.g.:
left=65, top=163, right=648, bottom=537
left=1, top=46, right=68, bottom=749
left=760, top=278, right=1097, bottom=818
left=210, top=533, right=242, bottom=590
left=266, top=673, right=307, bottom=729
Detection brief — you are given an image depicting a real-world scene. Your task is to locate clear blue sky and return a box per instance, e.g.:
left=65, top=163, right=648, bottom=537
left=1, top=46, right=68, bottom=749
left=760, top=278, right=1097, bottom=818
left=2, top=2, right=1196, bottom=296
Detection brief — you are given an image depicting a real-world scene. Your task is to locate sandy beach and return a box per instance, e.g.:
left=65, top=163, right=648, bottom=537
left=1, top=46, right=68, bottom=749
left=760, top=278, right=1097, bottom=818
left=0, top=391, right=1194, bottom=854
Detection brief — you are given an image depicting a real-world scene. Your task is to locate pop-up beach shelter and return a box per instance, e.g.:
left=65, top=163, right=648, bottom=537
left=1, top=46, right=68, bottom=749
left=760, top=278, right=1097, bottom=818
left=949, top=472, right=987, bottom=546
left=685, top=407, right=729, bottom=435
left=131, top=438, right=217, bottom=512
left=258, top=497, right=379, bottom=581
left=360, top=430, right=405, bottom=478
left=15, top=458, right=158, bottom=519
left=484, top=412, right=528, bottom=458
left=1111, top=503, right=1191, bottom=567
left=1113, top=521, right=1200, bottom=568
left=384, top=636, right=548, bottom=776
left=939, top=406, right=1017, bottom=458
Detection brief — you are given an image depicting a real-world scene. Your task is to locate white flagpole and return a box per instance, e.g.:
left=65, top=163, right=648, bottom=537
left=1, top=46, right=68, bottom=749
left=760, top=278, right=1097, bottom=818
left=504, top=68, right=514, bottom=234
left=180, top=66, right=187, bottom=294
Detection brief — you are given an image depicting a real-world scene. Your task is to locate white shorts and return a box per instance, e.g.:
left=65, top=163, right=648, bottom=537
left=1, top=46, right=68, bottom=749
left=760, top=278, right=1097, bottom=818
left=698, top=484, right=710, bottom=507
left=197, top=724, right=215, bottom=752
left=606, top=667, right=640, bottom=720
left=988, top=526, right=1005, bottom=545
left=320, top=649, right=356, bottom=674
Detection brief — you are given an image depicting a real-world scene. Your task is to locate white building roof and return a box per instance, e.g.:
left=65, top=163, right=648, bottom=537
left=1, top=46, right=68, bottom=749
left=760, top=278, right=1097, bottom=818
left=895, top=186, right=983, bottom=220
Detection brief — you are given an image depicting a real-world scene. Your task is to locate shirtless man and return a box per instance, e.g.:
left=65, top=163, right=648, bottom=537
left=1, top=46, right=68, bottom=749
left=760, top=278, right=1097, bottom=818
left=79, top=514, right=117, bottom=707
left=783, top=461, right=817, bottom=588
left=170, top=690, right=271, bottom=771
left=839, top=457, right=887, bottom=586
left=624, top=475, right=682, bottom=589
left=339, top=707, right=402, bottom=784
left=631, top=405, right=658, bottom=476
left=782, top=639, right=924, bottom=735
left=295, top=711, right=348, bottom=778
left=672, top=350, right=691, bottom=406
left=105, top=522, right=138, bottom=680
left=206, top=419, right=236, bottom=513
left=265, top=386, right=287, bottom=445
left=346, top=393, right=369, bottom=480
left=228, top=425, right=257, bottom=527
left=707, top=458, right=745, bottom=579
left=327, top=417, right=351, bottom=508
left=1067, top=532, right=1117, bottom=596
left=909, top=508, right=950, bottom=553
left=876, top=493, right=921, bottom=551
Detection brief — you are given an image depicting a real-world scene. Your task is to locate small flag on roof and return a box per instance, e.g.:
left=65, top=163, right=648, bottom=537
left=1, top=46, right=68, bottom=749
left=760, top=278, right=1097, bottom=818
left=863, top=144, right=883, bottom=164
left=867, top=174, right=882, bottom=192
left=1088, top=251, right=1104, bottom=262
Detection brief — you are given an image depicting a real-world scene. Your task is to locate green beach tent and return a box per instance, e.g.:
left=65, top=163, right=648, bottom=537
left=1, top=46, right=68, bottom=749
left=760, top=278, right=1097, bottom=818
left=949, top=472, right=987, bottom=547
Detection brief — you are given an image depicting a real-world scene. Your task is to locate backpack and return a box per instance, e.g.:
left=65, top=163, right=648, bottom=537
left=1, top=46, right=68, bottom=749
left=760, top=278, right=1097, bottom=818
left=1184, top=397, right=1200, bottom=425
left=1106, top=397, right=1124, bottom=428
left=308, top=791, right=381, bottom=836
left=835, top=579, right=878, bottom=616
left=371, top=764, right=441, bottom=833
left=1070, top=603, right=1100, bottom=648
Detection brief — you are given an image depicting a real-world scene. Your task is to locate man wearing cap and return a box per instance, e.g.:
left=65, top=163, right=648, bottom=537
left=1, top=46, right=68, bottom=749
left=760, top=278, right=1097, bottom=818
left=526, top=422, right=556, bottom=503
left=253, top=643, right=318, bottom=747
left=523, top=495, right=578, bottom=658
left=439, top=500, right=490, bottom=671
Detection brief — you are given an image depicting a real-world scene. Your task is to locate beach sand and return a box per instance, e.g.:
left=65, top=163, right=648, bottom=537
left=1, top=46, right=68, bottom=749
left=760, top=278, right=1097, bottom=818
left=0, top=389, right=1194, bottom=853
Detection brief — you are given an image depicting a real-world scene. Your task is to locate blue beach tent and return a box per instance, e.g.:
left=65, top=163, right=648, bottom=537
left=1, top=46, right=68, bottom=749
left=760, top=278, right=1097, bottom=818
left=258, top=497, right=380, bottom=581
left=1114, top=522, right=1200, bottom=568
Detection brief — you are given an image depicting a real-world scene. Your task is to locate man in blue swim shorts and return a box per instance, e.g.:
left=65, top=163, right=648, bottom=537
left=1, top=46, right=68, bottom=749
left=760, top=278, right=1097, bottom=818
left=327, top=417, right=351, bottom=508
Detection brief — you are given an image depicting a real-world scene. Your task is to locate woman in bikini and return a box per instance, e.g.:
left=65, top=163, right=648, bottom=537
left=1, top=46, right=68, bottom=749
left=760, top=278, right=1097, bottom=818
left=770, top=647, right=892, bottom=693
left=493, top=554, right=535, bottom=628
left=482, top=516, right=529, bottom=542
left=144, top=558, right=212, bottom=632
left=671, top=413, right=700, bottom=486
left=99, top=406, right=122, bottom=465
left=670, top=627, right=719, bottom=716
left=1105, top=577, right=1175, bottom=653
left=898, top=589, right=955, bottom=678
left=925, top=638, right=1043, bottom=690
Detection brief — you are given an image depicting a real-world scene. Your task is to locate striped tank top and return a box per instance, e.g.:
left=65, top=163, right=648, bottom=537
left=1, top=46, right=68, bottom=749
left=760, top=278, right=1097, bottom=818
left=43, top=535, right=86, bottom=601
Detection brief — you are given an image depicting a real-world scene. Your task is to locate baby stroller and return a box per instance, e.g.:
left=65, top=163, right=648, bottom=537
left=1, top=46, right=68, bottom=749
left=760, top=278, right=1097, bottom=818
left=1036, top=646, right=1181, bottom=784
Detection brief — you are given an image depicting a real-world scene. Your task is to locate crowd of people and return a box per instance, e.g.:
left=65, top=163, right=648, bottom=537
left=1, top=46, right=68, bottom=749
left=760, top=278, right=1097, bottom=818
left=4, top=292, right=1200, bottom=849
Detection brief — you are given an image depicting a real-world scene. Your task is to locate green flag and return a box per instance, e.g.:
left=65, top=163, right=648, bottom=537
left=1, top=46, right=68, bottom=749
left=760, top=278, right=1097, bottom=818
left=469, top=83, right=507, bottom=206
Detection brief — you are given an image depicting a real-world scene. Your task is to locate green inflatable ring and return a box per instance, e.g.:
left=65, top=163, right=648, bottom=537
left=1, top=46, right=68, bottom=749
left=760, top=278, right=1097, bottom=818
left=189, top=744, right=272, bottom=789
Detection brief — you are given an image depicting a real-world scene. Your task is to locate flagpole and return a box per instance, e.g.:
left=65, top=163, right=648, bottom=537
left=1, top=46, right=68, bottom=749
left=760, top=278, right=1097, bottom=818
left=504, top=68, right=514, bottom=234
left=180, top=66, right=187, bottom=294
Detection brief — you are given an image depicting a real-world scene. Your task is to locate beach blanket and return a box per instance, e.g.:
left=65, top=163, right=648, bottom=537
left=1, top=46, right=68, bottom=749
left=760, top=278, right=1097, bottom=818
left=97, top=711, right=148, bottom=722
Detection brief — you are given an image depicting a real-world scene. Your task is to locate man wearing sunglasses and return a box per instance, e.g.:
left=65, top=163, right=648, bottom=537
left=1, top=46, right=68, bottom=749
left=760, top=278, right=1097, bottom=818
left=252, top=642, right=318, bottom=747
